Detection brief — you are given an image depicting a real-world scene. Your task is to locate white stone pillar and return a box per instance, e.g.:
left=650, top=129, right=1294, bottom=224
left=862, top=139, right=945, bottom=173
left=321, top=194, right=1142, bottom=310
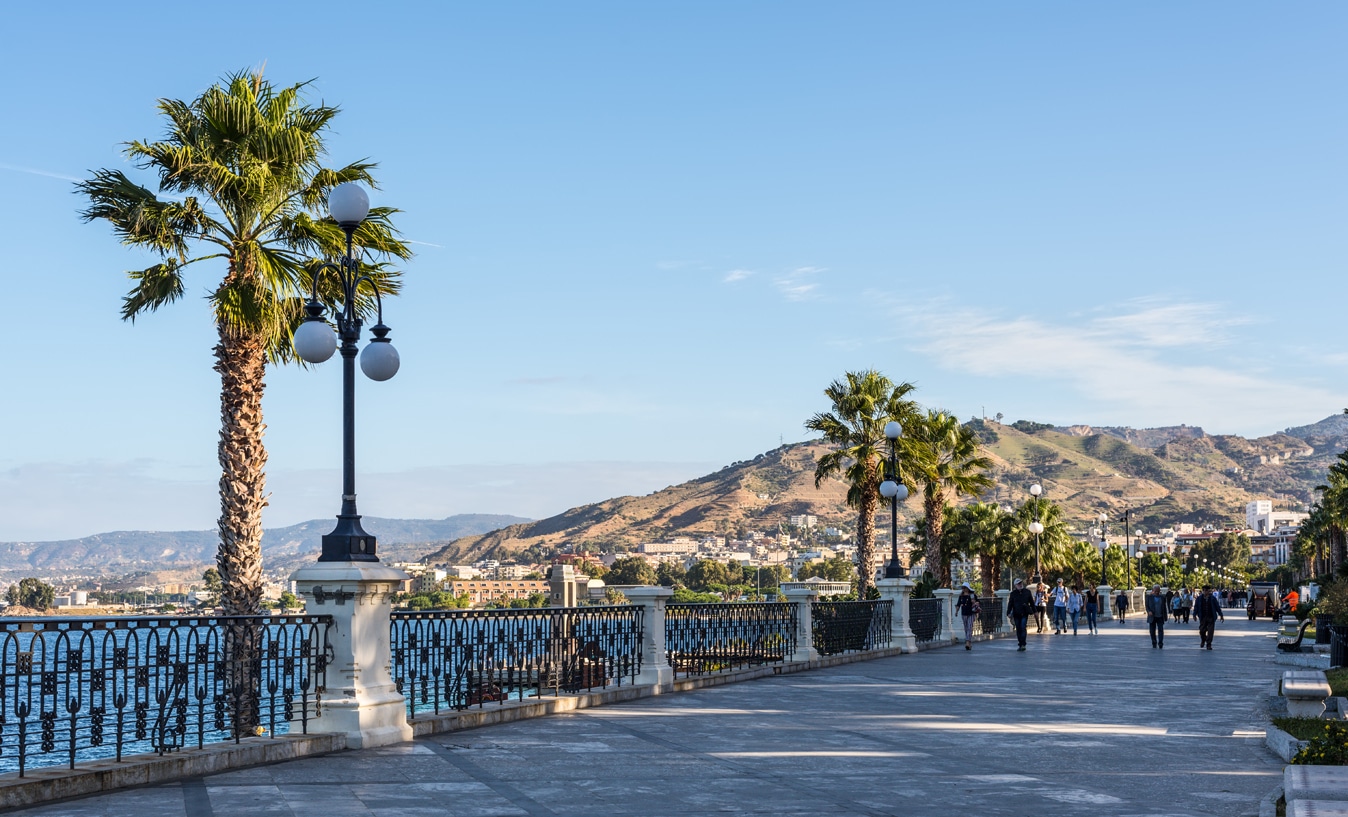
left=994, top=589, right=1012, bottom=634
left=291, top=562, right=413, bottom=749
left=877, top=578, right=917, bottom=652
left=781, top=587, right=820, bottom=662
left=622, top=586, right=674, bottom=688
left=933, top=588, right=958, bottom=643
left=1097, top=585, right=1113, bottom=621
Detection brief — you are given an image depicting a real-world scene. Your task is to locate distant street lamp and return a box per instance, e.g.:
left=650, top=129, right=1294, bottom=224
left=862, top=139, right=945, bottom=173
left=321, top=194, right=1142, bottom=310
left=293, top=182, right=401, bottom=562
left=1029, top=484, right=1044, bottom=581
left=1161, top=556, right=1169, bottom=587
left=1095, top=535, right=1107, bottom=586
left=879, top=421, right=910, bottom=579
left=1136, top=547, right=1146, bottom=586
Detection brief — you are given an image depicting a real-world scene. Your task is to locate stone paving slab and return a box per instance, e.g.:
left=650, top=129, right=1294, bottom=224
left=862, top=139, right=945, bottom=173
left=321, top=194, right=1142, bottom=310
left=1287, top=765, right=1348, bottom=803
left=0, top=616, right=1287, bottom=816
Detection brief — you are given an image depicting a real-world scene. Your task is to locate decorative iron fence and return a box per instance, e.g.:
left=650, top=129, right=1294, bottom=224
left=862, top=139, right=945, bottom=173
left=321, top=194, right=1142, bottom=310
left=973, top=597, right=1002, bottom=636
left=390, top=606, right=643, bottom=719
left=812, top=601, right=892, bottom=655
left=909, top=598, right=943, bottom=643
left=0, top=614, right=331, bottom=777
left=665, top=603, right=796, bottom=677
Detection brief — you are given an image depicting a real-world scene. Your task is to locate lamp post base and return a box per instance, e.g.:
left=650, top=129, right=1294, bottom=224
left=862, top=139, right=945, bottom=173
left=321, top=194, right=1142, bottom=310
left=883, top=559, right=907, bottom=579
left=319, top=514, right=380, bottom=562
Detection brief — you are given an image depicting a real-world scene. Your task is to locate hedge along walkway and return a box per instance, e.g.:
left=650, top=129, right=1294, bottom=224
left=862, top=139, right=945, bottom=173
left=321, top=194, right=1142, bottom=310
left=2, top=616, right=1284, bottom=817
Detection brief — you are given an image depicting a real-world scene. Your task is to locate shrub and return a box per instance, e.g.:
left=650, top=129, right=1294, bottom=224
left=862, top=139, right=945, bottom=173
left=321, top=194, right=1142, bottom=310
left=1317, top=582, right=1348, bottom=625
left=1292, top=721, right=1348, bottom=765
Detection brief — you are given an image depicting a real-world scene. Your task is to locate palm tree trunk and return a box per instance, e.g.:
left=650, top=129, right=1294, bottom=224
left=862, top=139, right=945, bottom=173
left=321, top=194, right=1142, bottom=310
left=856, top=459, right=878, bottom=597
left=980, top=554, right=995, bottom=593
left=213, top=325, right=268, bottom=736
left=214, top=326, right=268, bottom=615
left=924, top=490, right=946, bottom=587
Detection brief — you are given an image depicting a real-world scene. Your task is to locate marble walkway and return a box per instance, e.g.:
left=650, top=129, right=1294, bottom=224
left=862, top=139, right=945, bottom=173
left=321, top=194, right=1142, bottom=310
left=3, top=613, right=1287, bottom=816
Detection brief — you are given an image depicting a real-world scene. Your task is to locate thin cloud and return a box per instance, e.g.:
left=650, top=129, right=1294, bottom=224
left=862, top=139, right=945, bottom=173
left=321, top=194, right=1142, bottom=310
left=0, top=163, right=82, bottom=183
left=405, top=239, right=442, bottom=249
left=774, top=266, right=826, bottom=301
left=723, top=269, right=754, bottom=283
left=891, top=298, right=1345, bottom=432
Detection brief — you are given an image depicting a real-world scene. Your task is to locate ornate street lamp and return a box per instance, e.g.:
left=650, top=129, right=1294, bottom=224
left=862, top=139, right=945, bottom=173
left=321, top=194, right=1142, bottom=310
left=879, top=421, right=910, bottom=579
left=1029, top=484, right=1044, bottom=581
left=1161, top=556, right=1169, bottom=587
left=1095, top=534, right=1107, bottom=586
left=1136, top=547, right=1146, bottom=586
left=293, top=182, right=400, bottom=562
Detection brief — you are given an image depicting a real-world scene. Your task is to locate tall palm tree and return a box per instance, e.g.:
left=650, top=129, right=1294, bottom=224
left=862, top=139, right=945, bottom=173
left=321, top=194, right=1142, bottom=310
left=805, top=371, right=918, bottom=597
left=904, top=411, right=993, bottom=587
left=77, top=70, right=410, bottom=615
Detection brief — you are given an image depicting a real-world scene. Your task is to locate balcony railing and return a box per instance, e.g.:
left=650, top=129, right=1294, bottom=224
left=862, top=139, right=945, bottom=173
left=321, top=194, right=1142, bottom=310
left=389, top=606, right=643, bottom=719
left=0, top=614, right=331, bottom=776
left=665, top=602, right=796, bottom=677
left=909, top=598, right=943, bottom=643
left=812, top=601, right=892, bottom=655
left=972, top=596, right=1002, bottom=636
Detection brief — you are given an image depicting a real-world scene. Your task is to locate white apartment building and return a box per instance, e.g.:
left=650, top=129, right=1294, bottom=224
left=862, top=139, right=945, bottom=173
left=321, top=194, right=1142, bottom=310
left=1246, top=500, right=1308, bottom=534
left=639, top=539, right=699, bottom=556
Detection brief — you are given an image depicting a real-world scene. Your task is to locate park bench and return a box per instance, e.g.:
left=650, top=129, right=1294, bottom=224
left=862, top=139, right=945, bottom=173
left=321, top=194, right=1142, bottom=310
left=1283, top=670, right=1332, bottom=718
left=1279, top=619, right=1314, bottom=652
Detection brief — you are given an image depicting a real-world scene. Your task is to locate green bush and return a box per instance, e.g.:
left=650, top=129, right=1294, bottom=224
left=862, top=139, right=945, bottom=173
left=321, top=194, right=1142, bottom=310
left=1292, top=721, right=1348, bottom=765
left=1317, top=582, right=1348, bottom=625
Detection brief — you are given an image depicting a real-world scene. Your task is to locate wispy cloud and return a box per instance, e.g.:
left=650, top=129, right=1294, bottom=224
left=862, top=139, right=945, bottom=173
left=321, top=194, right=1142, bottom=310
left=723, top=269, right=754, bottom=283
left=891, top=297, right=1345, bottom=432
left=405, top=239, right=443, bottom=249
left=774, top=266, right=826, bottom=301
left=0, top=163, right=82, bottom=183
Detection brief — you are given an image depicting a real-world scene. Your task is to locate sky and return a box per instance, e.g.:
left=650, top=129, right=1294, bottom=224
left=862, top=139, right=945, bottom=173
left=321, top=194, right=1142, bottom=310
left=1, top=3, right=1345, bottom=541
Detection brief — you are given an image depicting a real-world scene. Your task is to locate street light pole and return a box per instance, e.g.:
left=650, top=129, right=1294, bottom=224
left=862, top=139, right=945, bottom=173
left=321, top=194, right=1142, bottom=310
left=293, top=183, right=401, bottom=563
left=1029, top=484, right=1044, bottom=582
left=880, top=421, right=910, bottom=579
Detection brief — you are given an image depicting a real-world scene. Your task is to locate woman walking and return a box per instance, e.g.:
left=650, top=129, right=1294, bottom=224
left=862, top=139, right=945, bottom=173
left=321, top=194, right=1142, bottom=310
left=956, top=583, right=981, bottom=650
left=1083, top=586, right=1100, bottom=634
left=1067, top=585, right=1084, bottom=635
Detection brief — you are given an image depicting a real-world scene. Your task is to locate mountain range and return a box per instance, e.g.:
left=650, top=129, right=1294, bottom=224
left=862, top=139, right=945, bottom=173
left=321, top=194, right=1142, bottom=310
left=7, top=414, right=1348, bottom=578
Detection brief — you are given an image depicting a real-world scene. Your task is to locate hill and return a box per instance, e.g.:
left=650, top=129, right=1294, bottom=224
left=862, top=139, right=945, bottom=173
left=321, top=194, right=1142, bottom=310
left=0, top=514, right=528, bottom=578
left=422, top=414, right=1348, bottom=565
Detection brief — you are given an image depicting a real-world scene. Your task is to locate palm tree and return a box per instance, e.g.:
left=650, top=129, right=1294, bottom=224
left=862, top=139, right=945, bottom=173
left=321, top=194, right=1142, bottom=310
left=805, top=371, right=918, bottom=597
left=904, top=411, right=993, bottom=587
left=78, top=70, right=410, bottom=615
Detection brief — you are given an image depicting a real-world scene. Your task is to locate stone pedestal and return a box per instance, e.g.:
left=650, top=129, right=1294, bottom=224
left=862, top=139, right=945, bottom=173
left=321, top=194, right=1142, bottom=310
left=291, top=562, right=412, bottom=749
left=933, top=588, right=958, bottom=643
left=782, top=587, right=820, bottom=662
left=623, top=586, right=674, bottom=688
left=994, top=589, right=1012, bottom=634
left=1097, top=585, right=1113, bottom=621
left=549, top=564, right=577, bottom=607
left=877, top=578, right=918, bottom=652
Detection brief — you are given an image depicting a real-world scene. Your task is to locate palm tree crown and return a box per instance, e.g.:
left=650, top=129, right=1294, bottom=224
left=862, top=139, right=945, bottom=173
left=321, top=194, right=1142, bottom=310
left=805, top=371, right=918, bottom=597
left=77, top=70, right=411, bottom=614
left=904, top=410, right=994, bottom=587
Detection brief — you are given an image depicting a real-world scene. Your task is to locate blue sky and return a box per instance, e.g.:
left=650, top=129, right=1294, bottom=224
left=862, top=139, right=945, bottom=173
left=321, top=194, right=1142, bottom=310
left=1, top=3, right=1344, bottom=540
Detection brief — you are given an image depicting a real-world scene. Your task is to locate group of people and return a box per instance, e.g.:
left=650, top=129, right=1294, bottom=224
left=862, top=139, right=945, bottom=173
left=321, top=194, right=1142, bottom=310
left=999, top=579, right=1229, bottom=651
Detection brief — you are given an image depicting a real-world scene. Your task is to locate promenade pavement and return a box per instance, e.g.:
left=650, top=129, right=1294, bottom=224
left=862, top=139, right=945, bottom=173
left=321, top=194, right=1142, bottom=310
left=4, top=613, right=1287, bottom=816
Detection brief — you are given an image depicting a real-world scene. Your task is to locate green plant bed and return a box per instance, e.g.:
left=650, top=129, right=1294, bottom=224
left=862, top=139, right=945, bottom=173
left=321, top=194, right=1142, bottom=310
left=1291, top=721, right=1348, bottom=765
left=1325, top=668, right=1348, bottom=697
left=1273, top=717, right=1331, bottom=741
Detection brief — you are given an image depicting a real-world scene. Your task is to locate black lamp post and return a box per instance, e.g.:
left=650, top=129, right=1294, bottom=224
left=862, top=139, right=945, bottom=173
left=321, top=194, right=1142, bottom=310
left=1095, top=533, right=1107, bottom=586
left=292, top=183, right=401, bottom=562
left=879, top=421, right=910, bottom=579
left=1028, top=483, right=1044, bottom=582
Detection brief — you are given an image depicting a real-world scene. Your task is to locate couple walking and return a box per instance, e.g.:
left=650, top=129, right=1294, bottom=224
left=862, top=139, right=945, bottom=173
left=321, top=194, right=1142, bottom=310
left=1145, top=584, right=1224, bottom=649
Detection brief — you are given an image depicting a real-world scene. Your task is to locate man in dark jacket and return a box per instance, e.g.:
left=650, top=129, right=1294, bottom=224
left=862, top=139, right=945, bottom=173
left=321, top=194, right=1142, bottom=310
left=1194, top=585, right=1225, bottom=650
left=1007, top=578, right=1035, bottom=651
left=1144, top=585, right=1168, bottom=648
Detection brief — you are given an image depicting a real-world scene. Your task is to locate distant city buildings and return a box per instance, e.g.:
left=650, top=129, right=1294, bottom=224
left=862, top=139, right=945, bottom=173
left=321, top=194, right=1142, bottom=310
left=1246, top=500, right=1308, bottom=534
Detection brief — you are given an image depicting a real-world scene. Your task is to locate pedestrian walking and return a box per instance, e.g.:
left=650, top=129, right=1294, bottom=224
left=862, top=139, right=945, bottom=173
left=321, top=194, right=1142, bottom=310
left=1007, top=578, right=1035, bottom=651
left=1194, top=584, right=1225, bottom=650
left=1067, top=585, right=1083, bottom=635
left=1145, top=584, right=1167, bottom=648
left=1083, top=586, right=1100, bottom=634
left=1034, top=581, right=1048, bottom=633
left=1180, top=588, right=1193, bottom=624
left=956, top=582, right=981, bottom=650
left=1051, top=578, right=1069, bottom=634
left=1170, top=592, right=1182, bottom=623
left=1115, top=589, right=1129, bottom=623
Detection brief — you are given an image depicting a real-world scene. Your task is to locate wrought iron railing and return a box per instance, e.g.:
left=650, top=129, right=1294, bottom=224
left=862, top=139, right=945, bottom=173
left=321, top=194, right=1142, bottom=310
left=665, top=603, right=796, bottom=677
left=909, top=598, right=943, bottom=643
left=812, top=601, right=892, bottom=655
left=390, top=606, right=643, bottom=719
left=0, top=614, right=331, bottom=776
left=972, top=596, right=1002, bottom=636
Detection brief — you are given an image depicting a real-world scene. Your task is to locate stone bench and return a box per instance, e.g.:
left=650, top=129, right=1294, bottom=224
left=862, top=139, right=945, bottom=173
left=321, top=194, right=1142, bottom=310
left=1287, top=765, right=1348, bottom=804
left=1284, top=670, right=1333, bottom=718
